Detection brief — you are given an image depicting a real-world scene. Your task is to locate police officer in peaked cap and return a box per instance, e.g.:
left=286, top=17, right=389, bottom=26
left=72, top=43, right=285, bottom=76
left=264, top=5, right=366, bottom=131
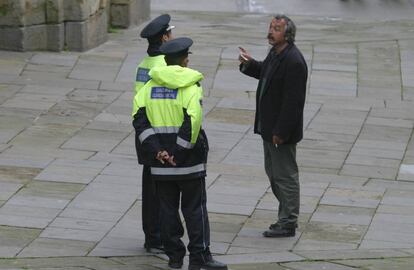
left=132, top=13, right=175, bottom=254
left=140, top=14, right=175, bottom=40
left=132, top=37, right=228, bottom=270
left=160, top=36, right=192, bottom=53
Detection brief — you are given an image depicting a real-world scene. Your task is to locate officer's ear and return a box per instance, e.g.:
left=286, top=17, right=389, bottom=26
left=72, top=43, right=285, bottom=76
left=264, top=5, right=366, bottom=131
left=162, top=31, right=172, bottom=42
left=180, top=56, right=189, bottom=68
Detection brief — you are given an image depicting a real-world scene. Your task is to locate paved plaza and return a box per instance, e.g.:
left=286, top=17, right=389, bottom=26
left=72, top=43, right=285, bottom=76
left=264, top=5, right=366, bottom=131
left=1, top=1, right=414, bottom=269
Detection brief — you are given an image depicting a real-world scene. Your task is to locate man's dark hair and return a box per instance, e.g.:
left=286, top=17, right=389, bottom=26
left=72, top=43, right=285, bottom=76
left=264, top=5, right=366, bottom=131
left=274, top=14, right=296, bottom=43
left=165, top=53, right=188, bottom=66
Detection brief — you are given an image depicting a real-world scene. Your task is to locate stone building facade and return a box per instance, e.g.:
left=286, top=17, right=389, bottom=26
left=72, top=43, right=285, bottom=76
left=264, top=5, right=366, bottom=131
left=0, top=0, right=150, bottom=52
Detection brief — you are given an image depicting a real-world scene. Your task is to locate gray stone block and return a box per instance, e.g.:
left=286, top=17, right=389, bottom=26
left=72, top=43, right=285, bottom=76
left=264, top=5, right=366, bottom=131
left=46, top=0, right=64, bottom=24
left=46, top=24, right=64, bottom=51
left=0, top=24, right=64, bottom=52
left=0, top=0, right=25, bottom=27
left=111, top=0, right=149, bottom=28
left=65, top=19, right=88, bottom=50
left=0, top=27, right=24, bottom=51
left=110, top=0, right=149, bottom=28
left=1, top=0, right=110, bottom=52
left=23, top=24, right=47, bottom=51
left=110, top=4, right=130, bottom=28
left=25, top=0, right=48, bottom=26
left=63, top=0, right=103, bottom=21
left=0, top=0, right=47, bottom=27
left=135, top=0, right=150, bottom=25
left=65, top=9, right=108, bottom=51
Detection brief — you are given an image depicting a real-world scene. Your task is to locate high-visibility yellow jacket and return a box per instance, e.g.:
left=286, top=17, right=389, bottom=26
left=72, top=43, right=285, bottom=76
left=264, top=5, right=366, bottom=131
left=132, top=65, right=208, bottom=180
left=132, top=55, right=166, bottom=115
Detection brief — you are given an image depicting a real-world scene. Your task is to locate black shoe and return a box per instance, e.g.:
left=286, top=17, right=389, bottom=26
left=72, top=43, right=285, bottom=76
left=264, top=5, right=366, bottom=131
left=269, top=222, right=280, bottom=230
left=188, top=258, right=228, bottom=270
left=144, top=243, right=164, bottom=253
left=263, top=226, right=295, bottom=238
left=269, top=222, right=297, bottom=230
left=168, top=259, right=183, bottom=269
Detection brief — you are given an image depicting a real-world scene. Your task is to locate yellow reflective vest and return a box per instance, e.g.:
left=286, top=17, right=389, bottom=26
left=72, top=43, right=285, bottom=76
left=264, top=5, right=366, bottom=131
left=132, top=65, right=208, bottom=180
left=132, top=55, right=166, bottom=115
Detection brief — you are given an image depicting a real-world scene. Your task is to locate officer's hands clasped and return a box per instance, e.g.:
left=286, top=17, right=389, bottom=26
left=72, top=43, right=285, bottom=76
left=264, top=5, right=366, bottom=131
left=156, top=150, right=177, bottom=166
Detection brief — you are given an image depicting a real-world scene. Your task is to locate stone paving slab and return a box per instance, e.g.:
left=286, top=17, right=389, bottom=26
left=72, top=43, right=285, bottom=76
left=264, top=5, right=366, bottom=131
left=282, top=261, right=358, bottom=270
left=215, top=251, right=305, bottom=265
left=320, top=187, right=383, bottom=208
left=69, top=54, right=125, bottom=82
left=35, top=101, right=107, bottom=127
left=3, top=146, right=95, bottom=161
left=66, top=89, right=122, bottom=104
left=345, top=153, right=401, bottom=167
left=0, top=257, right=138, bottom=269
left=336, top=257, right=414, bottom=270
left=0, top=226, right=41, bottom=257
left=294, top=240, right=359, bottom=252
left=310, top=70, right=357, bottom=97
left=0, top=59, right=26, bottom=76
left=294, top=248, right=410, bottom=260
left=61, top=128, right=129, bottom=153
left=18, top=238, right=96, bottom=258
left=310, top=205, right=374, bottom=226
left=340, top=164, right=399, bottom=180
left=359, top=240, right=414, bottom=249
left=34, top=159, right=108, bottom=184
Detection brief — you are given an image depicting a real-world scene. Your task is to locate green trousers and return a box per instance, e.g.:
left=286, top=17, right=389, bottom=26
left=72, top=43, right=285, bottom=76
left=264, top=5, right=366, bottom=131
left=263, top=140, right=299, bottom=228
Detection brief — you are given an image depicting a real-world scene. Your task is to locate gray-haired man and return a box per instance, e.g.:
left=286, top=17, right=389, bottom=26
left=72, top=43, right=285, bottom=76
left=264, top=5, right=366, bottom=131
left=239, top=14, right=308, bottom=237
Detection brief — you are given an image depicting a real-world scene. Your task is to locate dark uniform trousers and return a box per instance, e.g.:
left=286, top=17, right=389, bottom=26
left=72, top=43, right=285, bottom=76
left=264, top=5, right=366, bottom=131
left=141, top=165, right=161, bottom=246
left=157, top=177, right=210, bottom=263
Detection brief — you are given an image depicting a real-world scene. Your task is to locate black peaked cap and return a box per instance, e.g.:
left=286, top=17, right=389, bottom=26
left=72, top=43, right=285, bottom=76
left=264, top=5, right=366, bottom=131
left=160, top=37, right=193, bottom=56
left=140, top=14, right=173, bottom=38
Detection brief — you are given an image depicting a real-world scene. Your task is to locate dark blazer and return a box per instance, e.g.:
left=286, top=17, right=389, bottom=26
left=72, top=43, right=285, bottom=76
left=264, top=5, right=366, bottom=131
left=240, top=44, right=308, bottom=144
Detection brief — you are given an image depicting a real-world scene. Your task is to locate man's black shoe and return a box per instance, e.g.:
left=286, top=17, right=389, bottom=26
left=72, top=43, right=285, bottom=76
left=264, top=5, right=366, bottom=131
left=168, top=259, right=183, bottom=269
left=188, top=258, right=228, bottom=270
left=144, top=243, right=164, bottom=253
left=269, top=222, right=280, bottom=230
left=269, top=222, right=297, bottom=230
left=263, top=226, right=295, bottom=238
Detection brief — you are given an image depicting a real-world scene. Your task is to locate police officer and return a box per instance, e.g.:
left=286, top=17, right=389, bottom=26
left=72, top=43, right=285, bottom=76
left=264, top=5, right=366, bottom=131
left=132, top=37, right=228, bottom=270
left=132, top=14, right=174, bottom=253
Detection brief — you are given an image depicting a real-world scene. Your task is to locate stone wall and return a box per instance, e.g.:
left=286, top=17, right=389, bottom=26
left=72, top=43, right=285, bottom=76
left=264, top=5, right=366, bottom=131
left=110, top=0, right=150, bottom=28
left=0, top=0, right=150, bottom=52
